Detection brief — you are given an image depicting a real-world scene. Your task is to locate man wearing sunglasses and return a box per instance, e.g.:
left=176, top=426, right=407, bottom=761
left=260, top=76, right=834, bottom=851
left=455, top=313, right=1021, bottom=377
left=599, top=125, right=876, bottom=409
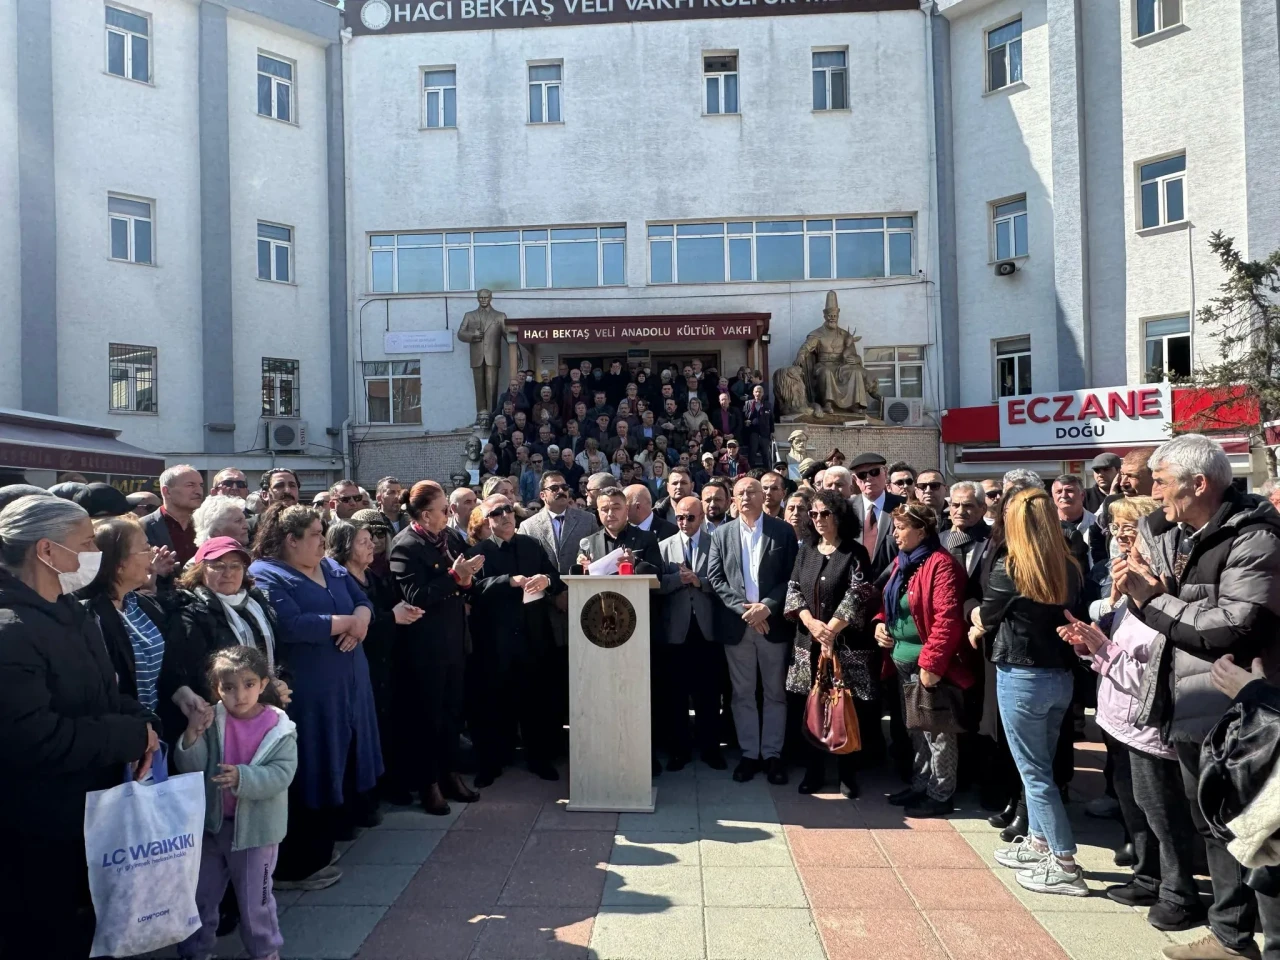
left=981, top=479, right=1003, bottom=524
left=522, top=472, right=599, bottom=647
left=211, top=467, right=250, bottom=498
left=848, top=452, right=905, bottom=579
left=887, top=462, right=916, bottom=499
left=328, top=479, right=366, bottom=521
left=914, top=470, right=950, bottom=531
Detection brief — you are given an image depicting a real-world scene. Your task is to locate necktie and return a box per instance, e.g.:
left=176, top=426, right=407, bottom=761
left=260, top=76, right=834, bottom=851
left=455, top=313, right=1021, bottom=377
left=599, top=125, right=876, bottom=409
left=684, top=537, right=692, bottom=567
left=553, top=515, right=563, bottom=545
left=863, top=504, right=878, bottom=555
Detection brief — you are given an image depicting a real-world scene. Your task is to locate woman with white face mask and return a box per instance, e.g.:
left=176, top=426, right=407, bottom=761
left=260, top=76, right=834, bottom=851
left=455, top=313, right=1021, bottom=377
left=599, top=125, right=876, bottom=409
left=0, top=494, right=160, bottom=959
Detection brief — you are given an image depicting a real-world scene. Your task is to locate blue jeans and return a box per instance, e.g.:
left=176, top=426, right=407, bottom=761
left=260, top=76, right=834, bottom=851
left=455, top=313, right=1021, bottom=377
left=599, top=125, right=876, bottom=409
left=996, top=664, right=1076, bottom=857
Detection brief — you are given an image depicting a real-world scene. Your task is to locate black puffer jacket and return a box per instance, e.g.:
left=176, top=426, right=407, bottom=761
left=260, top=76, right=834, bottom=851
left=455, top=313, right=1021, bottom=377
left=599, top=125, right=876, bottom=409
left=173, top=584, right=283, bottom=698
left=979, top=546, right=1084, bottom=670
left=0, top=572, right=153, bottom=836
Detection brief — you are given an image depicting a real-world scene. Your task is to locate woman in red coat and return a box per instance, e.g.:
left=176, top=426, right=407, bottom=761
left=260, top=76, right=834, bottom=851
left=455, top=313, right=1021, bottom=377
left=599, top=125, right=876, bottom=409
left=874, top=502, right=973, bottom=817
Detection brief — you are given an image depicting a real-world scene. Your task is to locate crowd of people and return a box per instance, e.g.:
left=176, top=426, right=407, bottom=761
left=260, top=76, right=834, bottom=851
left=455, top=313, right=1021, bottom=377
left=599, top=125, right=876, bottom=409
left=2, top=363, right=1279, bottom=960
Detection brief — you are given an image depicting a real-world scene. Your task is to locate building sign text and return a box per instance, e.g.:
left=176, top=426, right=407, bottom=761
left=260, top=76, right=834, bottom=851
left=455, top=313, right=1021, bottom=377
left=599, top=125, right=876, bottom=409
left=999, top=384, right=1173, bottom=449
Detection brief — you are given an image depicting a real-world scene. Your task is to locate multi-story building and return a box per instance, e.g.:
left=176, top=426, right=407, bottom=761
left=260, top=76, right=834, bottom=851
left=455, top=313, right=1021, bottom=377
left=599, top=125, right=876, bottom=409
left=1, top=0, right=348, bottom=491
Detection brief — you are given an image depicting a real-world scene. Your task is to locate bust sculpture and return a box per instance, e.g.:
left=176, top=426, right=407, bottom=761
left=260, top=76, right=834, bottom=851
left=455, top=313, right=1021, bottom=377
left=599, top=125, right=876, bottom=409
left=785, top=429, right=809, bottom=480
left=773, top=290, right=879, bottom=418
left=457, top=289, right=508, bottom=427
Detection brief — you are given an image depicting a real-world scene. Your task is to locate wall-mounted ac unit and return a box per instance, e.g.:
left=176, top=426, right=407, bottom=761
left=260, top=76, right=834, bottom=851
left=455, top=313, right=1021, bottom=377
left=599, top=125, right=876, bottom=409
left=880, top=397, right=925, bottom=427
left=266, top=419, right=307, bottom=453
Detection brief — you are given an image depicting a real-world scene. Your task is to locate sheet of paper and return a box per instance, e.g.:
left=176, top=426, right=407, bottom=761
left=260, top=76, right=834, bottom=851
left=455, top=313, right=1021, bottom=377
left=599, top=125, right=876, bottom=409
left=587, top=547, right=624, bottom=576
left=523, top=589, right=545, bottom=604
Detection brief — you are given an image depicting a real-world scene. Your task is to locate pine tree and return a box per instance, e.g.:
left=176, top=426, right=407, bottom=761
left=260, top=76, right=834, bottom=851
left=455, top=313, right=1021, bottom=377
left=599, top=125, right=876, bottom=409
left=1177, top=232, right=1280, bottom=479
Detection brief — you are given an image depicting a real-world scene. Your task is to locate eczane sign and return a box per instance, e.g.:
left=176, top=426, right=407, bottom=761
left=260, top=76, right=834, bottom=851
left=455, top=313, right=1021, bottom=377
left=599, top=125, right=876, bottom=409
left=998, top=384, right=1173, bottom=448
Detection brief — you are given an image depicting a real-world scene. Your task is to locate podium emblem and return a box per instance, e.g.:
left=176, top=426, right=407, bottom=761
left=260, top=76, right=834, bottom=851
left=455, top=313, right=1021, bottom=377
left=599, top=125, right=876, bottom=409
left=580, top=591, right=637, bottom=648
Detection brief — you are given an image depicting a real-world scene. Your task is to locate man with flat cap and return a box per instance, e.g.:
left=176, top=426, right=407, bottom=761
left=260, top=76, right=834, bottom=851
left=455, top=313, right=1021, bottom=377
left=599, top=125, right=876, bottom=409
left=1084, top=452, right=1121, bottom=513
left=848, top=452, right=904, bottom=579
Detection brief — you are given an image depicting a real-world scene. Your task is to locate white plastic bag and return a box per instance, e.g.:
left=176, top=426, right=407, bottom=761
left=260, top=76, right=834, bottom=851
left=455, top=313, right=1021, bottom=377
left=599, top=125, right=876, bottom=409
left=83, top=746, right=207, bottom=957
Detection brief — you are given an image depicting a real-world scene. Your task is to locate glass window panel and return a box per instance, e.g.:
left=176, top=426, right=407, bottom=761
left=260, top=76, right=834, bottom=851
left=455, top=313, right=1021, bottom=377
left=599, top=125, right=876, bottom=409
left=729, top=237, right=753, bottom=281
left=111, top=217, right=130, bottom=259
left=889, top=232, right=912, bottom=275
left=276, top=81, right=290, bottom=122
left=529, top=64, right=562, bottom=81
left=473, top=243, right=521, bottom=290
left=808, top=235, right=832, bottom=279
left=396, top=246, right=442, bottom=291
left=836, top=232, right=884, bottom=278
left=258, top=222, right=291, bottom=241
left=756, top=221, right=802, bottom=233
left=897, top=346, right=924, bottom=361
left=131, top=36, right=148, bottom=81
left=705, top=55, right=737, bottom=72
left=995, top=220, right=1011, bottom=260
left=1008, top=38, right=1022, bottom=83
left=366, top=379, right=390, bottom=422
left=706, top=76, right=720, bottom=114
left=258, top=55, right=291, bottom=79
left=109, top=196, right=150, bottom=216
left=812, top=51, right=846, bottom=68
left=994, top=199, right=1026, bottom=218
left=755, top=234, right=804, bottom=281
left=1165, top=178, right=1184, bottom=222
left=836, top=218, right=884, bottom=230
left=107, top=6, right=149, bottom=33
left=393, top=377, right=423, bottom=424
left=363, top=361, right=389, bottom=376
left=864, top=347, right=897, bottom=364
left=257, top=75, right=272, bottom=115
left=602, top=242, right=625, bottom=285
left=108, top=31, right=126, bottom=75
left=1140, top=181, right=1160, bottom=228
left=988, top=19, right=1022, bottom=47
left=1161, top=0, right=1180, bottom=27
left=546, top=85, right=561, bottom=122
left=275, top=245, right=289, bottom=282
left=552, top=228, right=597, bottom=240
left=396, top=234, right=439, bottom=245
left=443, top=87, right=456, bottom=126
left=133, top=219, right=152, bottom=264
left=997, top=336, right=1031, bottom=354
left=650, top=240, right=672, bottom=283
left=866, top=365, right=896, bottom=398
left=1136, top=0, right=1156, bottom=34
left=647, top=225, right=673, bottom=238
left=1013, top=215, right=1028, bottom=255
left=446, top=232, right=470, bottom=244
left=524, top=245, right=547, bottom=288
left=988, top=48, right=1007, bottom=90
left=391, top=360, right=411, bottom=376
left=475, top=230, right=520, bottom=243
left=1016, top=353, right=1032, bottom=394
left=1147, top=316, right=1190, bottom=336
left=424, top=69, right=456, bottom=86
left=258, top=239, right=271, bottom=279
left=1144, top=340, right=1164, bottom=381
left=1167, top=335, right=1191, bottom=377
left=887, top=216, right=914, bottom=228
left=676, top=236, right=725, bottom=283
left=529, top=84, right=542, bottom=123
left=727, top=222, right=753, bottom=234
left=676, top=223, right=724, bottom=236
left=425, top=90, right=440, bottom=127
left=600, top=227, right=625, bottom=238
left=1140, top=154, right=1186, bottom=179
left=370, top=235, right=395, bottom=247
left=899, top=364, right=923, bottom=398
left=524, top=229, right=550, bottom=241
left=371, top=250, right=393, bottom=291
left=447, top=247, right=470, bottom=290
left=806, top=219, right=833, bottom=231
left=831, top=69, right=847, bottom=109
left=724, top=74, right=738, bottom=113
left=812, top=71, right=826, bottom=110
left=551, top=241, right=599, bottom=287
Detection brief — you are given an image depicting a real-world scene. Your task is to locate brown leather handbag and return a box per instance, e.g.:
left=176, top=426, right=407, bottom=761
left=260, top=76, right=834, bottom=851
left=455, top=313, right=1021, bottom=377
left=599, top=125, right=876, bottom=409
left=804, top=652, right=862, bottom=755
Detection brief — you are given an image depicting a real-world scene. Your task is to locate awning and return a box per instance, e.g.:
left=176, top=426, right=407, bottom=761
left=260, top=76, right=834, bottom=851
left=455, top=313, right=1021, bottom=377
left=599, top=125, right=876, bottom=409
left=0, top=408, right=165, bottom=477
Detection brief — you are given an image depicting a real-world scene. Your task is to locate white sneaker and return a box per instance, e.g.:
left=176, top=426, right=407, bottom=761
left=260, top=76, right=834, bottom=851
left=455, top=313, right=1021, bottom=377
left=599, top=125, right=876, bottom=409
left=1016, top=856, right=1090, bottom=897
left=994, top=835, right=1051, bottom=869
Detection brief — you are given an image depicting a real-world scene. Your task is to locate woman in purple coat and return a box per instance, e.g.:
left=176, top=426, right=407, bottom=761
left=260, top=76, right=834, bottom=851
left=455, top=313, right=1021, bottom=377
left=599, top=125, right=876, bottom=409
left=250, top=504, right=382, bottom=891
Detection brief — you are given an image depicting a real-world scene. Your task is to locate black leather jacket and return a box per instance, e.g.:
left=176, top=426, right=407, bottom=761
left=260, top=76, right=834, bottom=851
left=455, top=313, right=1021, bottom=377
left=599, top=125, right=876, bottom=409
left=978, top=547, right=1083, bottom=670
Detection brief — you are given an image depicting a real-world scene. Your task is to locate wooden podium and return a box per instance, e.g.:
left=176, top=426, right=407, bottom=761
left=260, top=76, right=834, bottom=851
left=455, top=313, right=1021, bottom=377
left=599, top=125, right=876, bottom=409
left=562, top=574, right=659, bottom=813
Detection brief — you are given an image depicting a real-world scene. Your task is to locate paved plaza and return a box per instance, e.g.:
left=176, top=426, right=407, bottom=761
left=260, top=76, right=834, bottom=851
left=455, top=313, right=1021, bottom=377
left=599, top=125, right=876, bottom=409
left=145, top=733, right=1264, bottom=960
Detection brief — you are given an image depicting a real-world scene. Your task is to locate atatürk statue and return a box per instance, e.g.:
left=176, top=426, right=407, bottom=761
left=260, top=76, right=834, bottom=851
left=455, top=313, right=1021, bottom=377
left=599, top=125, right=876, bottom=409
left=775, top=290, right=879, bottom=418
left=457, top=288, right=507, bottom=427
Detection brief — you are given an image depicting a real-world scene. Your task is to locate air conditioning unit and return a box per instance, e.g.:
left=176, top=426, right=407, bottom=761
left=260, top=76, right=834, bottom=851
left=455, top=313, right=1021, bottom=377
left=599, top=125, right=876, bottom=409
left=266, top=419, right=307, bottom=453
left=995, top=260, right=1018, bottom=277
left=880, top=397, right=925, bottom=427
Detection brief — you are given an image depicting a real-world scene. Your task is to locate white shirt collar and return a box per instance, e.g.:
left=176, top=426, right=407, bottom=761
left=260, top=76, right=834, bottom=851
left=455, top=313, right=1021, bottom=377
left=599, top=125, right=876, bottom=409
left=864, top=492, right=886, bottom=513
left=681, top=529, right=700, bottom=551
left=637, top=513, right=653, bottom=531
left=739, top=512, right=762, bottom=534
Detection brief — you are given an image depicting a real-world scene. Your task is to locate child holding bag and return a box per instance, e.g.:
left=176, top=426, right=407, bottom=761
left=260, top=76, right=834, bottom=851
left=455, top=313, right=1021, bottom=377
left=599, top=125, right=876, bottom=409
left=175, top=646, right=297, bottom=960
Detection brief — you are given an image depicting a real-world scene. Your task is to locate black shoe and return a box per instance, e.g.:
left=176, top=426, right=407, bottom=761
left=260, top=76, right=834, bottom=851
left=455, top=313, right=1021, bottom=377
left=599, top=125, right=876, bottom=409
left=798, top=771, right=825, bottom=794
left=904, top=796, right=954, bottom=818
left=333, top=822, right=358, bottom=842
left=1114, top=842, right=1136, bottom=867
left=358, top=809, right=384, bottom=829
left=442, top=777, right=480, bottom=803
left=530, top=762, right=560, bottom=781
left=667, top=753, right=691, bottom=772
left=765, top=757, right=788, bottom=785
left=839, top=780, right=859, bottom=800
left=702, top=749, right=727, bottom=770
left=1147, top=899, right=1207, bottom=932
left=733, top=757, right=761, bottom=782
left=888, top=787, right=924, bottom=807
left=999, top=811, right=1029, bottom=843
left=382, top=787, right=414, bottom=806
left=987, top=800, right=1018, bottom=828
left=473, top=769, right=500, bottom=789
left=1106, top=882, right=1159, bottom=908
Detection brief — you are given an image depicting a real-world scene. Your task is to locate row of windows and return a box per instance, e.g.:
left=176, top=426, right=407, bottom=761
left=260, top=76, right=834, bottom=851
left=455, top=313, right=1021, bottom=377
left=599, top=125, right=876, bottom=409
left=110, top=348, right=301, bottom=416
left=105, top=4, right=297, bottom=125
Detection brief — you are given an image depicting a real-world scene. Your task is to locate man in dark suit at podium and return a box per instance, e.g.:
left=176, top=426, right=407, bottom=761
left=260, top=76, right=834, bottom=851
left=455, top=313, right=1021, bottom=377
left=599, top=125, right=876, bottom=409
left=572, top=486, right=662, bottom=575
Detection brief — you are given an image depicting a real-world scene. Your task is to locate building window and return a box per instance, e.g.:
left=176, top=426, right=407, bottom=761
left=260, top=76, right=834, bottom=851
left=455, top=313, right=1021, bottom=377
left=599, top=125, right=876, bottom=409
left=423, top=68, right=457, bottom=128
left=648, top=216, right=913, bottom=284
left=704, top=54, right=739, bottom=115
left=992, top=197, right=1028, bottom=259
left=864, top=346, right=924, bottom=399
left=108, top=195, right=153, bottom=264
left=363, top=360, right=422, bottom=425
left=261, top=358, right=299, bottom=416
left=1136, top=0, right=1180, bottom=36
left=106, top=5, right=149, bottom=83
left=1144, top=316, right=1191, bottom=381
left=369, top=225, right=624, bottom=292
left=257, top=222, right=292, bottom=282
left=995, top=336, right=1032, bottom=398
left=812, top=50, right=847, bottom=110
left=986, top=18, right=1023, bottom=92
left=257, top=54, right=293, bottom=123
left=109, top=343, right=157, bottom=413
left=1139, top=153, right=1185, bottom=228
left=528, top=63, right=562, bottom=124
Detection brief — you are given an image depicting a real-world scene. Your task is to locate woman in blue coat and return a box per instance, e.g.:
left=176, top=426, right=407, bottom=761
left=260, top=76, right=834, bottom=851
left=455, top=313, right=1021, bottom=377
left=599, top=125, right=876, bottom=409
left=250, top=503, right=382, bottom=891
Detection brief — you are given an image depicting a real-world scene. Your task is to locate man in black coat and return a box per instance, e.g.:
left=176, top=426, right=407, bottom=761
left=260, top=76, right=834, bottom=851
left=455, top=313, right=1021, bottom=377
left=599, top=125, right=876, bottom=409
left=468, top=494, right=564, bottom=785
left=847, top=453, right=906, bottom=580
left=572, top=486, right=663, bottom=575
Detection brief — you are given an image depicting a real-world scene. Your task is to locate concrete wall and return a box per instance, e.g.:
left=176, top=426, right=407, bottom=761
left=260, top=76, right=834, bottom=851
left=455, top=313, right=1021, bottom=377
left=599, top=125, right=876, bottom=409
left=0, top=0, right=20, bottom=408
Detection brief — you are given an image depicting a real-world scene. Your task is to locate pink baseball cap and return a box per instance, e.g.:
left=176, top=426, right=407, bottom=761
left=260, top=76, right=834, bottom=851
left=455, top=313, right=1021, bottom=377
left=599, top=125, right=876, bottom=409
left=192, top=536, right=250, bottom=565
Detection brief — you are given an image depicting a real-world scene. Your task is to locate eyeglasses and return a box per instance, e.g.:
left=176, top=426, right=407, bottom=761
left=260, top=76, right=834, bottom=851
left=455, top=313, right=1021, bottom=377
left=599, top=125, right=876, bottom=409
left=217, top=479, right=249, bottom=489
left=531, top=459, right=543, bottom=465
left=808, top=509, right=833, bottom=519
left=854, top=467, right=882, bottom=481
left=916, top=481, right=945, bottom=492
left=985, top=490, right=1002, bottom=500
left=486, top=505, right=515, bottom=519
left=1108, top=523, right=1139, bottom=537
left=889, top=478, right=912, bottom=488
left=335, top=494, right=361, bottom=504
left=676, top=514, right=699, bottom=522
left=543, top=483, right=569, bottom=493
left=206, top=560, right=246, bottom=574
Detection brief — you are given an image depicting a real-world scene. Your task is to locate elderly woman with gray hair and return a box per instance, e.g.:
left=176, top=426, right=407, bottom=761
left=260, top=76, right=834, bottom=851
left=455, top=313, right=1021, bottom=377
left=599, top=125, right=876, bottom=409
left=0, top=495, right=159, bottom=958
left=193, top=493, right=250, bottom=546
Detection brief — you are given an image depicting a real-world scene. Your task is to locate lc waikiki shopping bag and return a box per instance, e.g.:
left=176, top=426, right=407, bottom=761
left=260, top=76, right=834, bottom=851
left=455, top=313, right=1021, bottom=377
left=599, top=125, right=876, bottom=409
left=83, top=744, right=206, bottom=957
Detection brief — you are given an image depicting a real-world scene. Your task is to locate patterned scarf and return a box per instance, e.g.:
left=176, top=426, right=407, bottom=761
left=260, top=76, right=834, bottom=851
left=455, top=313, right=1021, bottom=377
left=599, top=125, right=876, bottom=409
left=882, top=535, right=940, bottom=620
left=413, top=521, right=457, bottom=562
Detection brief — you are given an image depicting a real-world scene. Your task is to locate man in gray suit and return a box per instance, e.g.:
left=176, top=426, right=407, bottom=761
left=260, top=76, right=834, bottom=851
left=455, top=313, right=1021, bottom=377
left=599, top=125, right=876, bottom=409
left=657, top=497, right=725, bottom=771
left=707, top=477, right=798, bottom=785
left=520, top=471, right=599, bottom=649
